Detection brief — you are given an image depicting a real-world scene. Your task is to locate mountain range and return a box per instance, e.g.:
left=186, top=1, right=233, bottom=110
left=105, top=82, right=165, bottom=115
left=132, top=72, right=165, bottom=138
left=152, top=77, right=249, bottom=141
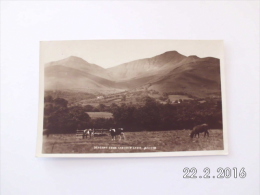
left=44, top=51, right=221, bottom=97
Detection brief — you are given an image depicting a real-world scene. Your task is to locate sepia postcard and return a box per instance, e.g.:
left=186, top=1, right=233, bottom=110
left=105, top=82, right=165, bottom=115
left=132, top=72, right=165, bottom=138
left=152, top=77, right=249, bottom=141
left=36, top=40, right=228, bottom=157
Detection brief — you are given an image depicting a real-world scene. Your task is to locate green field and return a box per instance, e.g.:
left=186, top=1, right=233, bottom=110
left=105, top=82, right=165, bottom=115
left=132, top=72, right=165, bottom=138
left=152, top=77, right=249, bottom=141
left=86, top=112, right=113, bottom=119
left=42, top=129, right=224, bottom=153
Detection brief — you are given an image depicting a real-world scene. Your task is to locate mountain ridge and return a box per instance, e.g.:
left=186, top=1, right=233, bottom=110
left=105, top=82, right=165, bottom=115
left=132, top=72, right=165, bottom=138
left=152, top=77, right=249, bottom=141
left=44, top=51, right=221, bottom=97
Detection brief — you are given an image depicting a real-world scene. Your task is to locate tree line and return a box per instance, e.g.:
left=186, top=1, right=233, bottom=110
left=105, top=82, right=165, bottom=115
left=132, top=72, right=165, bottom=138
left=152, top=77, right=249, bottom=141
left=44, top=95, right=223, bottom=134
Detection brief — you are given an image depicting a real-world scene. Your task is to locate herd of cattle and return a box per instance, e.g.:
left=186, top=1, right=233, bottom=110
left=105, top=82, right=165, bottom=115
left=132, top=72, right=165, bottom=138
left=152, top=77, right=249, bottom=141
left=43, top=124, right=210, bottom=140
left=81, top=128, right=125, bottom=141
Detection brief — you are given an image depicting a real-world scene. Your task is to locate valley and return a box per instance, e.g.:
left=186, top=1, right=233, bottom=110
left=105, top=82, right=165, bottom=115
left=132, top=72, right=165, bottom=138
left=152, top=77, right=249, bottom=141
left=44, top=50, right=222, bottom=104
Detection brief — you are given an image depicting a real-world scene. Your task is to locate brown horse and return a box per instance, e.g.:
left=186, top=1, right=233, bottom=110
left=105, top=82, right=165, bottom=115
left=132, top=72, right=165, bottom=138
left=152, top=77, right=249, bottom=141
left=190, top=124, right=209, bottom=138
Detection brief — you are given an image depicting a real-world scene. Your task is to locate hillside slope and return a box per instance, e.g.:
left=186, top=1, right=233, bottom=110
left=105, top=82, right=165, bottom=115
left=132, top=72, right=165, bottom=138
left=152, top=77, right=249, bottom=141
left=148, top=57, right=221, bottom=97
left=45, top=65, right=118, bottom=92
left=45, top=56, right=111, bottom=80
left=106, top=51, right=186, bottom=81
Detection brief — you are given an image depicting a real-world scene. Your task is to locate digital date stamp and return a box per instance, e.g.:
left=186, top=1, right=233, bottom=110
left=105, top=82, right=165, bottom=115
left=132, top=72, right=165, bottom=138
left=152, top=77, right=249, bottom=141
left=183, top=167, right=247, bottom=179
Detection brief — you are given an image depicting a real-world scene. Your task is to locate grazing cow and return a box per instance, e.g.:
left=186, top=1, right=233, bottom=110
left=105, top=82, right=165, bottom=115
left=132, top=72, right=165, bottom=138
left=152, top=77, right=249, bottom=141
left=83, top=129, right=94, bottom=139
left=82, top=129, right=87, bottom=139
left=190, top=124, right=209, bottom=138
left=109, top=128, right=125, bottom=141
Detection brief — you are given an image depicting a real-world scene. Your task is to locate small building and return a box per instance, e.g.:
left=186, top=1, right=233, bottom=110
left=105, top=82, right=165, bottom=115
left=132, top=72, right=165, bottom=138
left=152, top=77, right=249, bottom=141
left=97, top=96, right=104, bottom=100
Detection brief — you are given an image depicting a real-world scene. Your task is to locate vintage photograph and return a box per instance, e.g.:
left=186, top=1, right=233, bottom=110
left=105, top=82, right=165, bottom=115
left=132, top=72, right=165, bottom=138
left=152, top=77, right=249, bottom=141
left=36, top=40, right=228, bottom=157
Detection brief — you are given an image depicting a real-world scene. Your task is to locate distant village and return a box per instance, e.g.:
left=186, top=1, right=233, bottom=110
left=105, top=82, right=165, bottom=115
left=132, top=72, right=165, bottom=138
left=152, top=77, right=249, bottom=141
left=70, top=88, right=220, bottom=108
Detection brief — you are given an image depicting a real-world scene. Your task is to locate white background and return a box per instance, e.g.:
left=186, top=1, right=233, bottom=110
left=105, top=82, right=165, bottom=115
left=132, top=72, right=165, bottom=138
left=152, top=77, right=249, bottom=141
left=1, top=1, right=259, bottom=195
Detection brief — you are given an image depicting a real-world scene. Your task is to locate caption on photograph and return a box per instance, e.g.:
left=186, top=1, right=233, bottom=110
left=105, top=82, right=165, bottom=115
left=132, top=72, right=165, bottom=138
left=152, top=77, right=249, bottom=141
left=94, top=146, right=156, bottom=150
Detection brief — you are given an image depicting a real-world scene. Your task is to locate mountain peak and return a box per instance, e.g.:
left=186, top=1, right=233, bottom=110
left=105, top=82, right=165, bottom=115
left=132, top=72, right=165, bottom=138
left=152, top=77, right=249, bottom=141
left=64, top=56, right=87, bottom=63
left=188, top=55, right=200, bottom=59
left=162, top=50, right=182, bottom=55
left=67, top=55, right=80, bottom=59
left=164, top=50, right=179, bottom=53
left=45, top=56, right=88, bottom=66
left=158, top=50, right=186, bottom=59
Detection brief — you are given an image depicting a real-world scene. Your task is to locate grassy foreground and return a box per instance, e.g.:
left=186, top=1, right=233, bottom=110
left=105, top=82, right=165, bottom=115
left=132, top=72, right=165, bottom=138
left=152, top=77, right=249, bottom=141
left=42, top=130, right=224, bottom=154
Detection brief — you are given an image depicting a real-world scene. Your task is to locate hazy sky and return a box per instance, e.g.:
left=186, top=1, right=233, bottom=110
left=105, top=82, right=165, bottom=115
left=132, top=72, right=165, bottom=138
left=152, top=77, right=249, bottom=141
left=41, top=40, right=223, bottom=68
